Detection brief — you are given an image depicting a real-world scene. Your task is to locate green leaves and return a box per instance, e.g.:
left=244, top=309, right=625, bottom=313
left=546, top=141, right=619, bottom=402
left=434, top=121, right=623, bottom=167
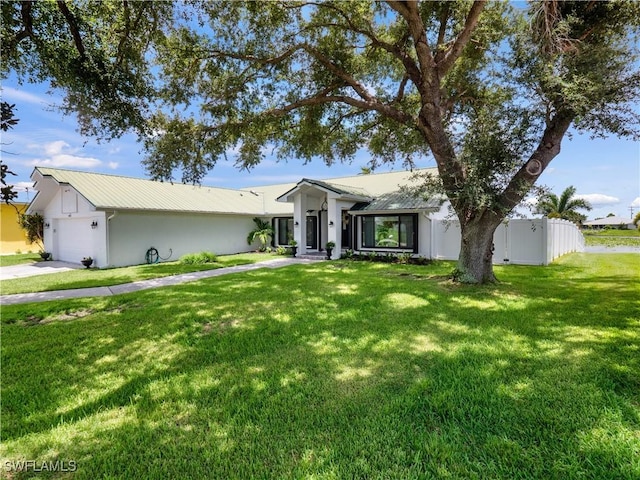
left=247, top=217, right=274, bottom=250
left=536, top=185, right=592, bottom=223
left=4, top=1, right=640, bottom=281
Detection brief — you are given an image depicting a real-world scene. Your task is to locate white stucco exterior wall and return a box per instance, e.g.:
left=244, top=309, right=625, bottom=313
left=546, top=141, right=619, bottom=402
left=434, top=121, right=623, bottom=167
left=293, top=193, right=308, bottom=254
left=107, top=211, right=258, bottom=267
left=418, top=214, right=431, bottom=257
left=42, top=187, right=108, bottom=267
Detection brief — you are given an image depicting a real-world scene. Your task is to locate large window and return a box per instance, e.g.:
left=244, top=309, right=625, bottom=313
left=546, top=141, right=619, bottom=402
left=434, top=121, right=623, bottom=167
left=361, top=214, right=416, bottom=250
left=276, top=217, right=294, bottom=245
left=275, top=216, right=318, bottom=248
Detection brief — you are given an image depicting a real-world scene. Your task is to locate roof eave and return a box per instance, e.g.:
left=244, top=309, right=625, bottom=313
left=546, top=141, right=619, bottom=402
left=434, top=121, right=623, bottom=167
left=349, top=207, right=439, bottom=215
left=276, top=179, right=372, bottom=203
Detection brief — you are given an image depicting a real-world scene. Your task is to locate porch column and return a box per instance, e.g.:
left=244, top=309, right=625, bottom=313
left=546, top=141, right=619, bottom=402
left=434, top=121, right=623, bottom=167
left=327, top=197, right=340, bottom=259
left=294, top=192, right=307, bottom=254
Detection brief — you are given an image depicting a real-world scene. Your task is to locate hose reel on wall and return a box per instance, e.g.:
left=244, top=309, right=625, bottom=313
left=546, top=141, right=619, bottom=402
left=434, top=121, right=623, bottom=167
left=145, top=247, right=172, bottom=264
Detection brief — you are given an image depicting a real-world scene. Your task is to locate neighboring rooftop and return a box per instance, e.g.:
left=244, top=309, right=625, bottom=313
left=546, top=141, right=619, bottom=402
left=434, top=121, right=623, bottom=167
left=583, top=216, right=634, bottom=227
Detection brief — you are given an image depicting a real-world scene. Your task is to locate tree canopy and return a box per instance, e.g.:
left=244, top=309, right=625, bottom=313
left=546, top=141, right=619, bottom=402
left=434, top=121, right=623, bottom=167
left=1, top=101, right=19, bottom=205
left=2, top=0, right=639, bottom=282
left=536, top=185, right=592, bottom=223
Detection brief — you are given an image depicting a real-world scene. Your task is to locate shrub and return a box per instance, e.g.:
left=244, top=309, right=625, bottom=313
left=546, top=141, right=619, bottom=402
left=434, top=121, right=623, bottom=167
left=397, top=252, right=412, bottom=264
left=340, top=249, right=355, bottom=260
left=179, top=251, right=218, bottom=264
left=341, top=251, right=431, bottom=266
left=275, top=246, right=288, bottom=255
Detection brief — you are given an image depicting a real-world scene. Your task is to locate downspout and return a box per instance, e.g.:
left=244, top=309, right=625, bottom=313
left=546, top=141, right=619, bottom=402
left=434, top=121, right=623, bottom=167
left=106, top=211, right=117, bottom=267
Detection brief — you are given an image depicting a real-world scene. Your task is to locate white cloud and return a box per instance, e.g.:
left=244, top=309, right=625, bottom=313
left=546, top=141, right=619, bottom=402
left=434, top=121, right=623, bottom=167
left=26, top=140, right=102, bottom=169
left=43, top=140, right=70, bottom=156
left=1, top=87, right=50, bottom=105
left=108, top=162, right=119, bottom=169
left=574, top=193, right=620, bottom=206
left=9, top=181, right=35, bottom=193
left=631, top=197, right=640, bottom=207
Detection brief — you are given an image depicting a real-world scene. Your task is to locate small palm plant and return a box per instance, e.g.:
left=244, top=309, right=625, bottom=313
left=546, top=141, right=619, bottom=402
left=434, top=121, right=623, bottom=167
left=536, top=185, right=592, bottom=224
left=247, top=217, right=274, bottom=251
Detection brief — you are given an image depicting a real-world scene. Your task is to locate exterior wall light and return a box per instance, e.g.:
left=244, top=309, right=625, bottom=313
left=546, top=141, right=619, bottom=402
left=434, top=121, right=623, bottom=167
left=91, top=220, right=98, bottom=229
left=44, top=222, right=50, bottom=229
left=329, top=221, right=334, bottom=227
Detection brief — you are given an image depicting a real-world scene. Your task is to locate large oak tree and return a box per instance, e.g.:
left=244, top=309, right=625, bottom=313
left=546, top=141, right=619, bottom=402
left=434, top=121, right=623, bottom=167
left=3, top=0, right=639, bottom=283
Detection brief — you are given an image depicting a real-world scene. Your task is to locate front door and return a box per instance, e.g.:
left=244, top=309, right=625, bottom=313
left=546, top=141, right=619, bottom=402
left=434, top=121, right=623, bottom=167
left=306, top=216, right=317, bottom=249
left=341, top=211, right=352, bottom=249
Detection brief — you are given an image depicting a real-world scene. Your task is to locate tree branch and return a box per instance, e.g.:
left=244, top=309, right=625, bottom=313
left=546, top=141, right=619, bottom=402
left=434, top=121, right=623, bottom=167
left=311, top=2, right=422, bottom=84
left=265, top=92, right=413, bottom=126
left=4, top=2, right=34, bottom=52
left=302, top=44, right=374, bottom=102
left=498, top=110, right=575, bottom=213
left=394, top=75, right=410, bottom=104
left=56, top=1, right=86, bottom=58
left=437, top=0, right=487, bottom=75
left=387, top=0, right=437, bottom=81
left=435, top=3, right=450, bottom=61
left=203, top=44, right=305, bottom=66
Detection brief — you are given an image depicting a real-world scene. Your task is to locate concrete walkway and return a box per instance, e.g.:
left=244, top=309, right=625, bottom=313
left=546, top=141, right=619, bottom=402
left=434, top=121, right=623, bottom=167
left=0, top=257, right=323, bottom=306
left=0, top=260, right=83, bottom=281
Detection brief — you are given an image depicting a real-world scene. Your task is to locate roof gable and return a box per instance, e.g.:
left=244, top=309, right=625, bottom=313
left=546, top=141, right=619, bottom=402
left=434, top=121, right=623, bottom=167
left=349, top=191, right=443, bottom=213
left=276, top=178, right=373, bottom=203
left=30, top=167, right=266, bottom=215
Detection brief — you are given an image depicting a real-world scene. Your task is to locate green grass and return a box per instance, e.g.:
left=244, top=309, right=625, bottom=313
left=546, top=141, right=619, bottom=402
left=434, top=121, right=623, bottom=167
left=0, top=252, right=40, bottom=267
left=1, top=254, right=639, bottom=479
left=584, top=236, right=640, bottom=247
left=582, top=229, right=640, bottom=248
left=582, top=229, right=640, bottom=237
left=0, top=252, right=276, bottom=295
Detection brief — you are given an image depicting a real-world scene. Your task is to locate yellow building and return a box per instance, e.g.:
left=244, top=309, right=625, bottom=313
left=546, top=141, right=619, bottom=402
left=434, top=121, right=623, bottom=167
left=0, top=202, right=34, bottom=254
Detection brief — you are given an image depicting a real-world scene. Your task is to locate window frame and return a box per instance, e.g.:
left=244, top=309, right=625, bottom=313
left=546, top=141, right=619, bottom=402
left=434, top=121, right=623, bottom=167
left=359, top=213, right=418, bottom=252
left=275, top=217, right=294, bottom=246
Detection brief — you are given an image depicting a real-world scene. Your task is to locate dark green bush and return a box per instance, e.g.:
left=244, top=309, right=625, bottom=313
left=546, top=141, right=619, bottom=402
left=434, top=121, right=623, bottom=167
left=179, top=252, right=218, bottom=264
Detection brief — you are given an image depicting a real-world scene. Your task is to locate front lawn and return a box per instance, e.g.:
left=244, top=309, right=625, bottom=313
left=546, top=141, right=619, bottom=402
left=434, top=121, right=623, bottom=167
left=1, top=254, right=638, bottom=479
left=0, top=252, right=277, bottom=295
left=0, top=252, right=41, bottom=267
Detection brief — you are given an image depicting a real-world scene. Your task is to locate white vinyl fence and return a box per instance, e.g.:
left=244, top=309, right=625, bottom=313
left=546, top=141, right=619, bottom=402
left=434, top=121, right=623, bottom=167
left=431, top=218, right=584, bottom=265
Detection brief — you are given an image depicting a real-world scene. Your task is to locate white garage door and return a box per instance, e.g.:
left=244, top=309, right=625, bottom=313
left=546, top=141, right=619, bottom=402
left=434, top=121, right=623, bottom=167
left=55, top=218, right=93, bottom=263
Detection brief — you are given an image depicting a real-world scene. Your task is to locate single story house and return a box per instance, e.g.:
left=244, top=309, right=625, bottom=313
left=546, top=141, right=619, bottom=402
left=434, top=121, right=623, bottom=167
left=582, top=216, right=635, bottom=230
left=26, top=166, right=583, bottom=267
left=26, top=166, right=441, bottom=267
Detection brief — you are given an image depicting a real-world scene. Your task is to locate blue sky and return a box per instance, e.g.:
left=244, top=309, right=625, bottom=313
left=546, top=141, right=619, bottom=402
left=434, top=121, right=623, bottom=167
left=1, top=80, right=639, bottom=221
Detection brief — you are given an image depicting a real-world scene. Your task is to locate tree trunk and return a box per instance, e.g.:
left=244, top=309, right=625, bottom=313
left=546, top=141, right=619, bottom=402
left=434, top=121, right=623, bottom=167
left=454, top=216, right=501, bottom=284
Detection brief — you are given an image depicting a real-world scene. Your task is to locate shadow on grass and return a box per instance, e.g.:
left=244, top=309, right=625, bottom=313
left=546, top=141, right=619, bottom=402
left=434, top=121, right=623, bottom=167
left=0, top=253, right=279, bottom=295
left=1, top=255, right=638, bottom=478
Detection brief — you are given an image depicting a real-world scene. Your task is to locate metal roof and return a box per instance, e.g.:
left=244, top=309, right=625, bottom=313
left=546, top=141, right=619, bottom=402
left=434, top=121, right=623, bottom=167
left=276, top=178, right=373, bottom=203
left=300, top=178, right=372, bottom=197
left=349, top=191, right=442, bottom=212
left=583, top=216, right=634, bottom=226
left=28, top=166, right=441, bottom=217
left=31, top=167, right=266, bottom=215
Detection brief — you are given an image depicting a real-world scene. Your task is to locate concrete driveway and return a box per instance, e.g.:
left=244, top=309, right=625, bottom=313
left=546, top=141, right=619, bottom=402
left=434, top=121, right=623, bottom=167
left=0, top=261, right=82, bottom=281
